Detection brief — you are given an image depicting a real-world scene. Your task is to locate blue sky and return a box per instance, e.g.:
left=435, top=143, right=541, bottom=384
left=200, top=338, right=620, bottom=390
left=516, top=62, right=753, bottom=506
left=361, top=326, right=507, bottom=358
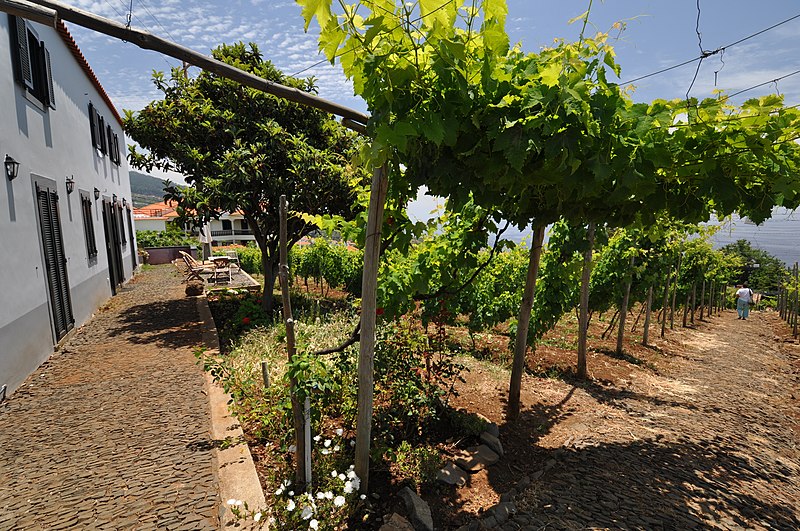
left=67, top=0, right=800, bottom=115
left=64, top=0, right=800, bottom=253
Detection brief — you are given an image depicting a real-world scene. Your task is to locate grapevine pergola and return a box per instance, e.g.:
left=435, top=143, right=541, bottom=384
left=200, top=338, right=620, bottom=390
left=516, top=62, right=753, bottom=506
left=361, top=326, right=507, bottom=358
left=12, top=0, right=800, bottom=495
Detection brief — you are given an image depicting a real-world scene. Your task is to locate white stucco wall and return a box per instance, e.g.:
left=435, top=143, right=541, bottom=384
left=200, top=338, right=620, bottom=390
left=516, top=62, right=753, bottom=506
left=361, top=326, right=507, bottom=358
left=134, top=218, right=168, bottom=232
left=0, top=17, right=136, bottom=395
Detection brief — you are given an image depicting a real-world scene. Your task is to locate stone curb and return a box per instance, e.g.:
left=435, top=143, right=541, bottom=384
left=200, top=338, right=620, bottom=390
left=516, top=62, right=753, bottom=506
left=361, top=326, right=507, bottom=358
left=196, top=296, right=267, bottom=529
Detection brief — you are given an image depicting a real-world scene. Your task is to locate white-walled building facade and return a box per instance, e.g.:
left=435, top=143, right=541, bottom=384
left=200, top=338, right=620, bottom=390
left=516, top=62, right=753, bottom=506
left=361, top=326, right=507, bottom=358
left=134, top=200, right=256, bottom=246
left=0, top=15, right=136, bottom=396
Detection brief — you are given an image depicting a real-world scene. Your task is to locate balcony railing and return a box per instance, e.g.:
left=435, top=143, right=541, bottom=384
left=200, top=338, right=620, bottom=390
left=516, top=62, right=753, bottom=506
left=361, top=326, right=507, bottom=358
left=211, top=230, right=232, bottom=236
left=234, top=229, right=253, bottom=235
left=211, top=229, right=254, bottom=238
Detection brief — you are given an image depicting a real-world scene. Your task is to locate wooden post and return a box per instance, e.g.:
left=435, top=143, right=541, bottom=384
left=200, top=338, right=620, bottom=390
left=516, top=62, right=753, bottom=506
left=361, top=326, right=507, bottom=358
left=616, top=255, right=635, bottom=355
left=710, top=280, right=715, bottom=317
left=508, top=226, right=546, bottom=420
left=670, top=253, right=682, bottom=330
left=279, top=195, right=306, bottom=486
left=660, top=269, right=672, bottom=339
left=7, top=0, right=370, bottom=129
left=354, top=165, right=388, bottom=493
left=261, top=360, right=270, bottom=388
left=642, top=285, right=653, bottom=346
left=690, top=282, right=697, bottom=324
left=682, top=290, right=690, bottom=328
left=577, top=223, right=595, bottom=378
left=794, top=263, right=799, bottom=338
left=699, top=280, right=706, bottom=320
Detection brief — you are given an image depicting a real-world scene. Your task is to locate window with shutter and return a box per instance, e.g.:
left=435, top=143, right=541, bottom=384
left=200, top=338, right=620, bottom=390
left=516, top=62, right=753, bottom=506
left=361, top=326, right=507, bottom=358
left=88, top=102, right=98, bottom=148
left=8, top=15, right=55, bottom=109
left=81, top=193, right=98, bottom=258
left=113, top=133, right=121, bottom=165
left=106, top=125, right=114, bottom=161
left=98, top=116, right=107, bottom=154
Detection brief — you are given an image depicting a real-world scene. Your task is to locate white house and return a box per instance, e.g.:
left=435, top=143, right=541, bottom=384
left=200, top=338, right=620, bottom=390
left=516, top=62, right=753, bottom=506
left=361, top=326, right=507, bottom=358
left=0, top=15, right=136, bottom=397
left=134, top=200, right=256, bottom=246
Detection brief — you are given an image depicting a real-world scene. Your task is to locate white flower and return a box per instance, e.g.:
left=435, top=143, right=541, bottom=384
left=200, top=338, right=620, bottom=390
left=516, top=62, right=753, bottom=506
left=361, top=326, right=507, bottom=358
left=333, top=495, right=346, bottom=507
left=283, top=480, right=292, bottom=487
left=331, top=470, right=337, bottom=478
left=301, top=506, right=313, bottom=520
left=343, top=481, right=354, bottom=494
left=316, top=492, right=325, bottom=499
left=324, top=439, right=332, bottom=448
left=313, top=435, right=321, bottom=442
left=288, top=444, right=296, bottom=453
left=338, top=473, right=346, bottom=481
left=288, top=491, right=294, bottom=497
left=350, top=440, right=356, bottom=447
left=321, top=449, right=330, bottom=455
left=360, top=494, right=367, bottom=500
left=324, top=491, right=333, bottom=500
left=253, top=512, right=262, bottom=522
left=286, top=499, right=296, bottom=511
left=347, top=470, right=357, bottom=479
left=351, top=477, right=361, bottom=491
left=227, top=499, right=239, bottom=506
left=333, top=445, right=340, bottom=452
left=309, top=519, right=319, bottom=530
left=275, top=488, right=284, bottom=496
left=349, top=465, right=354, bottom=470
left=335, top=428, right=343, bottom=436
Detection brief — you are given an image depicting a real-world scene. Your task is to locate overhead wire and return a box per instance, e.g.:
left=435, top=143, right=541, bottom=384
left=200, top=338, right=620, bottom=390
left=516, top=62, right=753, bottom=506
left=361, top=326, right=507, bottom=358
left=618, top=11, right=800, bottom=86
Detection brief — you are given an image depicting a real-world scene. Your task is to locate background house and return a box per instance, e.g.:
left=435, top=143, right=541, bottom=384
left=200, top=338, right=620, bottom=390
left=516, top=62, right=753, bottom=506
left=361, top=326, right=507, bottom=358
left=133, top=199, right=256, bottom=247
left=0, top=15, right=136, bottom=397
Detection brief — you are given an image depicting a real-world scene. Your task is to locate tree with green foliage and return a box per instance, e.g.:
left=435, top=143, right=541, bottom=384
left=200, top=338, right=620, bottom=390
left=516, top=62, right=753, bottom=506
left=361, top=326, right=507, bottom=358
left=720, top=239, right=787, bottom=291
left=124, top=43, right=365, bottom=315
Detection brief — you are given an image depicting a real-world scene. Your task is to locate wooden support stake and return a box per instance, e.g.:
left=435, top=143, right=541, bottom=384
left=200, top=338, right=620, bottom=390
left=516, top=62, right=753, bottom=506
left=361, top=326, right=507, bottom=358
left=642, top=285, right=653, bottom=346
left=279, top=195, right=306, bottom=486
left=690, top=282, right=697, bottom=324
left=577, top=223, right=594, bottom=378
left=660, top=270, right=672, bottom=339
left=261, top=360, right=270, bottom=388
left=508, top=226, right=546, bottom=420
left=670, top=253, right=682, bottom=330
left=616, top=255, right=635, bottom=355
left=699, top=280, right=706, bottom=320
left=354, top=165, right=388, bottom=493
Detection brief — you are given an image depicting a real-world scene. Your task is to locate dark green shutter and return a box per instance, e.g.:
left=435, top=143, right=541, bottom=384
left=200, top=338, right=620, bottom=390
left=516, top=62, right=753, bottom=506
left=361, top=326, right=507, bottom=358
left=36, top=184, right=74, bottom=340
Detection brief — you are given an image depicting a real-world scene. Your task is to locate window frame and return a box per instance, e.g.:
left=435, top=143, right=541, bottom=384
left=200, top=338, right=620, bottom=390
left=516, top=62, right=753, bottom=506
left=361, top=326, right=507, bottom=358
left=80, top=192, right=98, bottom=259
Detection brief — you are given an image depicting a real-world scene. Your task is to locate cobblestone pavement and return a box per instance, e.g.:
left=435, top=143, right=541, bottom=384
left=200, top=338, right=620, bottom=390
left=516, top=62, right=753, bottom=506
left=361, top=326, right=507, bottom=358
left=0, top=265, right=219, bottom=530
left=501, top=313, right=800, bottom=530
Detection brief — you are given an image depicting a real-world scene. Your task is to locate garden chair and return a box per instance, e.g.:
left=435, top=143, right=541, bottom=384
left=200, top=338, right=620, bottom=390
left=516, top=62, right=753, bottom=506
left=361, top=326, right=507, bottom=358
left=210, top=256, right=232, bottom=284
left=179, top=251, right=213, bottom=282
left=224, top=250, right=240, bottom=271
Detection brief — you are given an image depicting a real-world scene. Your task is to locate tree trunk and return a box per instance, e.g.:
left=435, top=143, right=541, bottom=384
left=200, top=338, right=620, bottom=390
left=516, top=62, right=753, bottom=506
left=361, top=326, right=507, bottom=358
left=616, top=255, right=635, bottom=355
left=699, top=280, right=706, bottom=320
left=682, top=290, right=690, bottom=327
left=670, top=254, right=682, bottom=330
left=642, top=285, right=653, bottom=346
left=660, top=270, right=672, bottom=339
left=577, top=223, right=595, bottom=379
left=278, top=196, right=306, bottom=486
left=508, top=226, right=546, bottom=421
left=260, top=250, right=279, bottom=317
left=355, top=165, right=388, bottom=493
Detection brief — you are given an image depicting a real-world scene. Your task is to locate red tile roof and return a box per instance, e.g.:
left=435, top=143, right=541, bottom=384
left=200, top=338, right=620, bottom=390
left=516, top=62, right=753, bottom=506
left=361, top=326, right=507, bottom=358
left=55, top=21, right=122, bottom=126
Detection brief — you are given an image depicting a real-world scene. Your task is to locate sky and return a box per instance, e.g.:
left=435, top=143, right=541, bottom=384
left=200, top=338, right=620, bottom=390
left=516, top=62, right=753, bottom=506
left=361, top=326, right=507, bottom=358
left=62, top=0, right=800, bottom=260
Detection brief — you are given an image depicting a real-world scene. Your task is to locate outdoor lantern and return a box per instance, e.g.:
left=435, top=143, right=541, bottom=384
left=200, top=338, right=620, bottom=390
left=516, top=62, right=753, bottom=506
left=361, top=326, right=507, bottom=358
left=94, top=187, right=100, bottom=200
left=112, top=194, right=117, bottom=204
left=65, top=176, right=75, bottom=194
left=4, top=154, right=19, bottom=181
left=122, top=197, right=127, bottom=207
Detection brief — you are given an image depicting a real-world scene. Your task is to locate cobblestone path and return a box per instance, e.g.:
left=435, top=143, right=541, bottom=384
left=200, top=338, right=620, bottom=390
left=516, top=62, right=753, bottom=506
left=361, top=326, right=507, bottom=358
left=0, top=265, right=218, bottom=530
left=502, top=312, right=800, bottom=530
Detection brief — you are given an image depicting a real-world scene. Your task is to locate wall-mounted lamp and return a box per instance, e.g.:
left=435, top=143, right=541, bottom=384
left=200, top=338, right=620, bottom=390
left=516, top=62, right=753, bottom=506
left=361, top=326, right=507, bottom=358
left=4, top=154, right=20, bottom=181
left=93, top=187, right=100, bottom=200
left=112, top=194, right=117, bottom=204
left=65, top=176, right=75, bottom=194
left=122, top=198, right=127, bottom=207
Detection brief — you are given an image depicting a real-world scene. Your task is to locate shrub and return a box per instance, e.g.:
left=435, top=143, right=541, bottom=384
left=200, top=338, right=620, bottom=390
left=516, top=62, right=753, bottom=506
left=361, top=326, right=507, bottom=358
left=136, top=227, right=199, bottom=248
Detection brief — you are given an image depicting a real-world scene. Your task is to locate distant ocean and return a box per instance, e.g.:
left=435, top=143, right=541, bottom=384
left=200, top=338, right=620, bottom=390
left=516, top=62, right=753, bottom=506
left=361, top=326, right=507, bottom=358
left=499, top=208, right=800, bottom=267
left=708, top=208, right=800, bottom=267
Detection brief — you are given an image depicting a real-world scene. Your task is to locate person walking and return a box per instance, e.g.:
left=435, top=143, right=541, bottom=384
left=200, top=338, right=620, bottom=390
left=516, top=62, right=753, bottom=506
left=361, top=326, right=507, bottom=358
left=735, top=283, right=754, bottom=320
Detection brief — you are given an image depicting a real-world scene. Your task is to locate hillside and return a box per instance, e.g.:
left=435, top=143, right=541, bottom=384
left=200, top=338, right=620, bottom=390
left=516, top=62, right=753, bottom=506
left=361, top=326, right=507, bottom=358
left=129, top=171, right=177, bottom=207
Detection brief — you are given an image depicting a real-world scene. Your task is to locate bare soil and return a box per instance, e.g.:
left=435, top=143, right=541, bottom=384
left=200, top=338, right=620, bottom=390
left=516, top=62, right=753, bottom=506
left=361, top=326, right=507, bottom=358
left=429, top=309, right=800, bottom=530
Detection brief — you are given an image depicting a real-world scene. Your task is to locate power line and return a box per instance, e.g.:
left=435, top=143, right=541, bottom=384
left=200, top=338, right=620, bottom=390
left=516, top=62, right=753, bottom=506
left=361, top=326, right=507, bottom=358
left=619, top=12, right=800, bottom=86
